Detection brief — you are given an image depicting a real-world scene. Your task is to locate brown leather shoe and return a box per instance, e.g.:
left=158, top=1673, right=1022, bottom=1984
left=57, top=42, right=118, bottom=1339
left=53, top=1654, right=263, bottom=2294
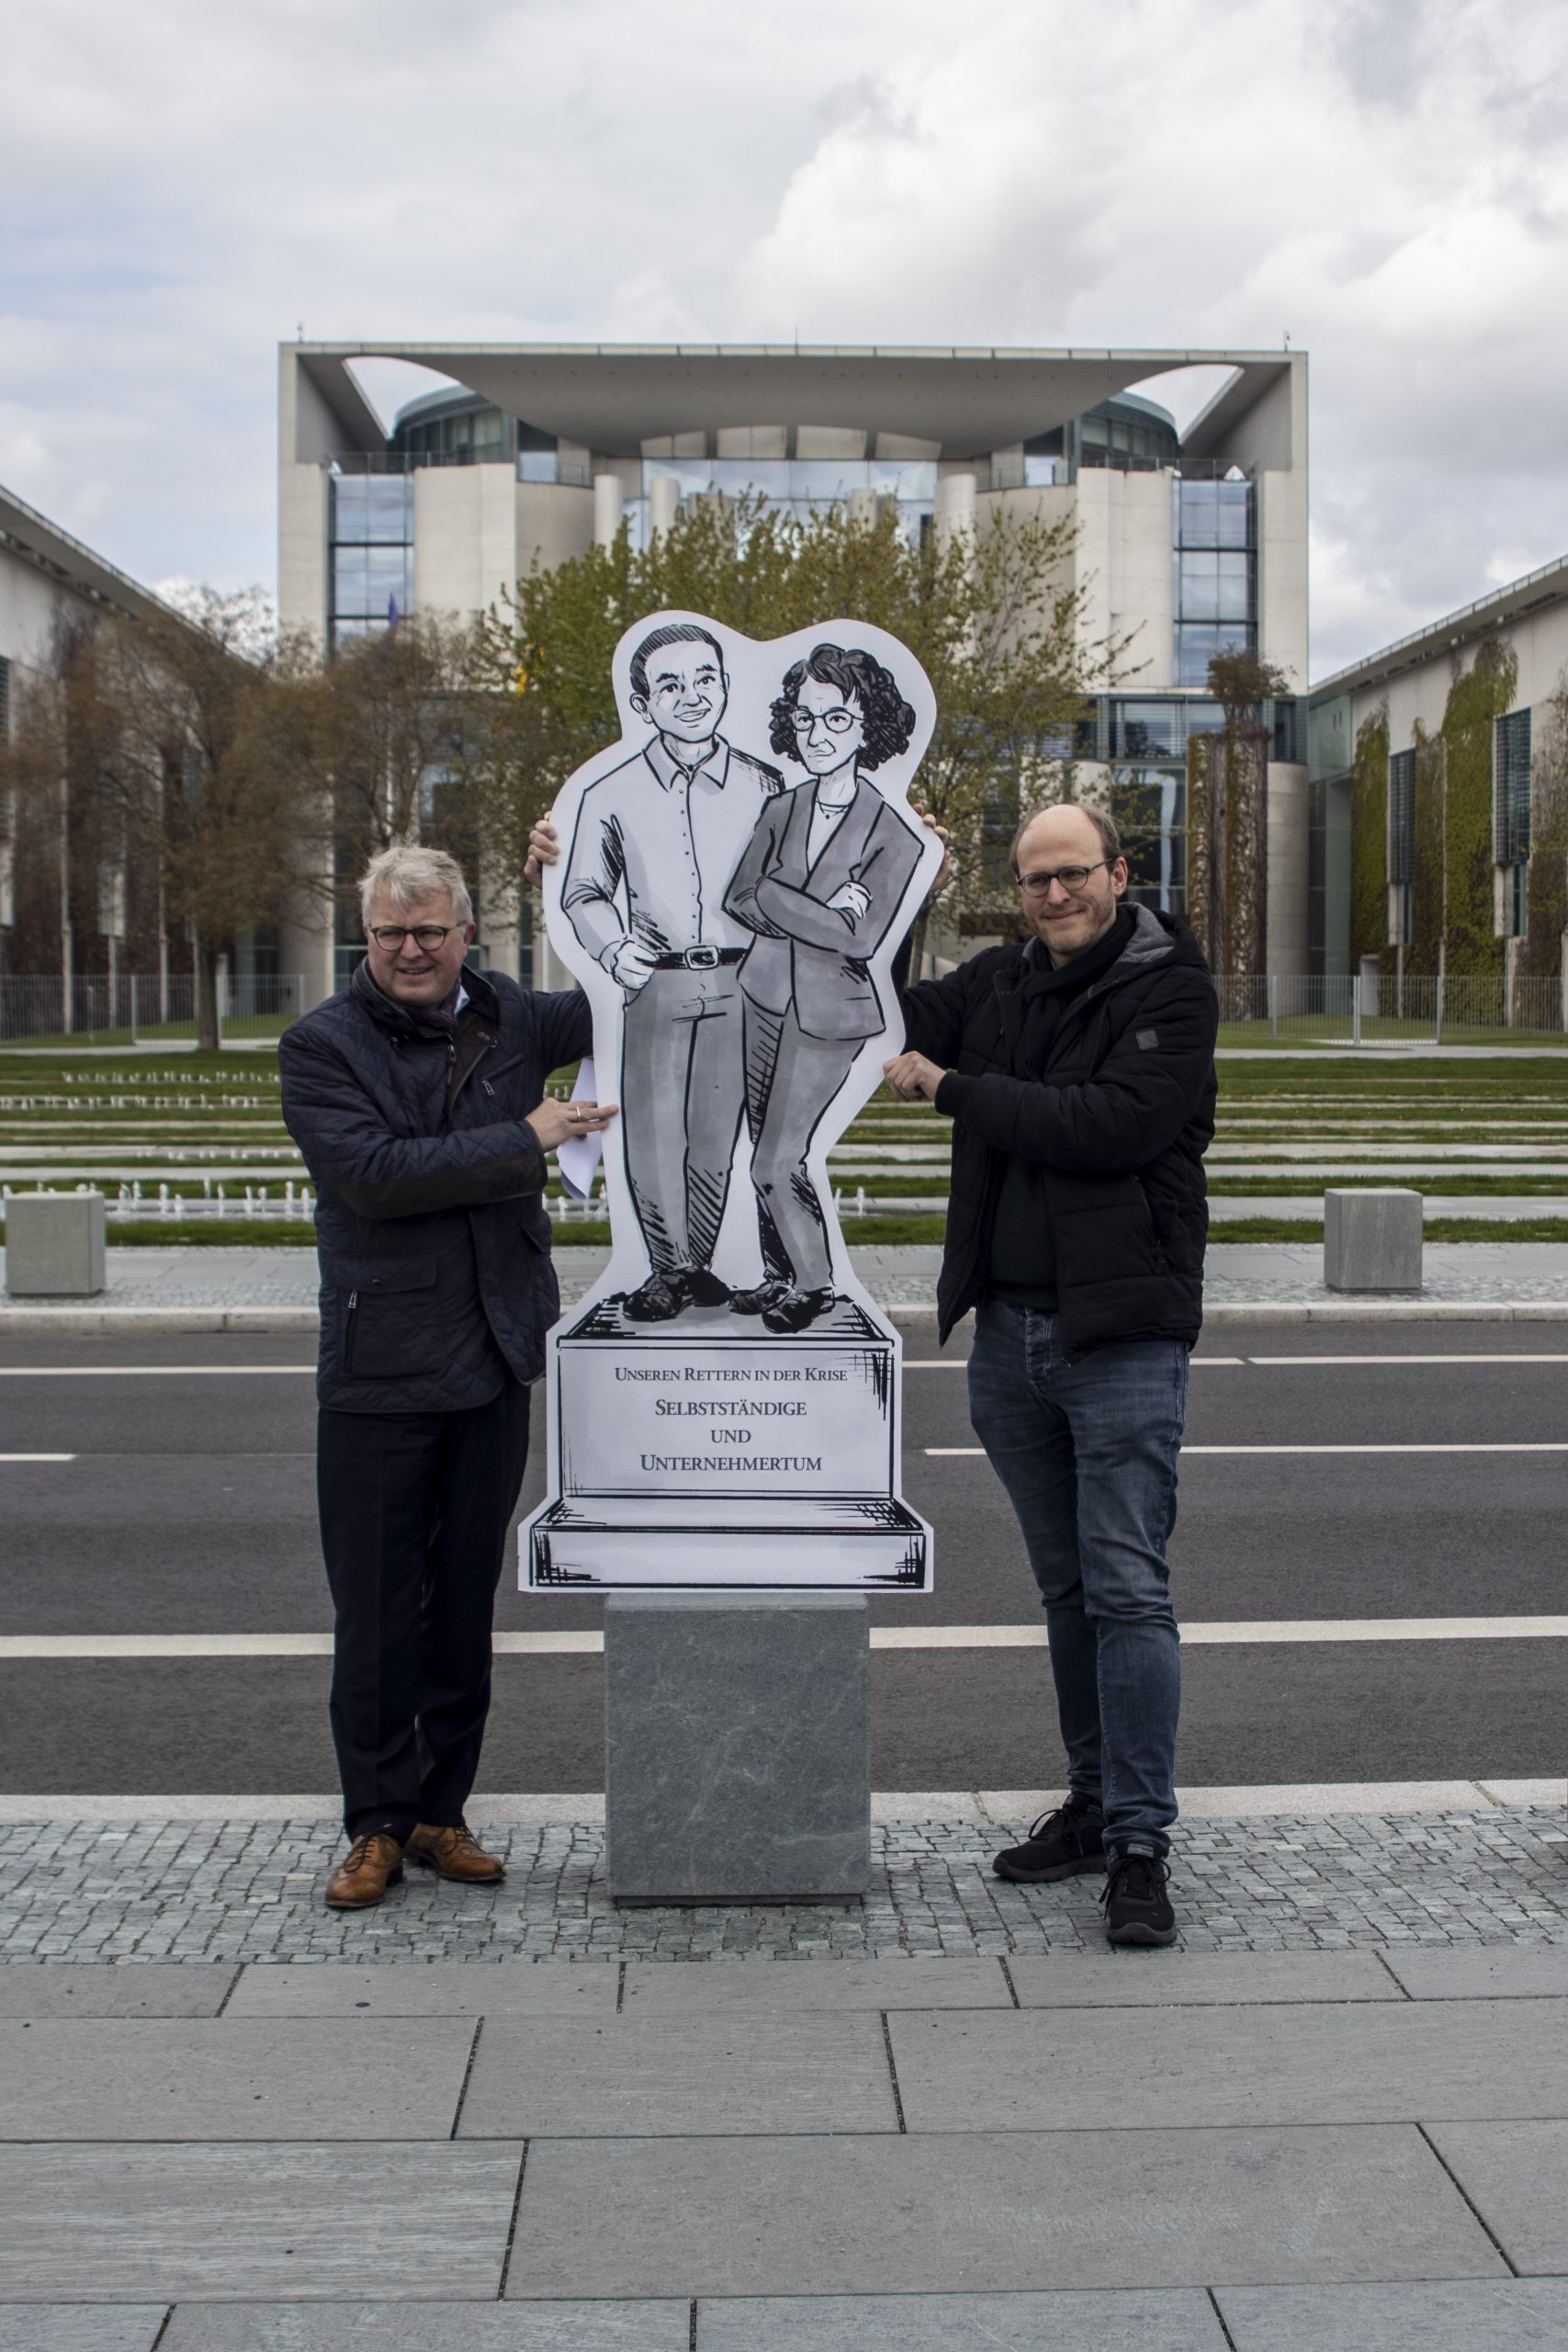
left=324, top=1830, right=404, bottom=1910
left=406, top=1823, right=506, bottom=1884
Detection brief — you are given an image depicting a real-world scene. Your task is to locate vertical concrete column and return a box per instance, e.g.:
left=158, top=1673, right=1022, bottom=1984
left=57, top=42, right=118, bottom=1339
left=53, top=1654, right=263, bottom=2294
left=935, top=471, right=976, bottom=555
left=649, top=474, right=679, bottom=541
left=592, top=473, right=624, bottom=548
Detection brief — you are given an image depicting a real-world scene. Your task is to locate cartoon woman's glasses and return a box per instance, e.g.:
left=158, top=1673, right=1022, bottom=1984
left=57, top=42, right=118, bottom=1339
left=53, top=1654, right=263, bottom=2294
left=789, top=707, right=858, bottom=734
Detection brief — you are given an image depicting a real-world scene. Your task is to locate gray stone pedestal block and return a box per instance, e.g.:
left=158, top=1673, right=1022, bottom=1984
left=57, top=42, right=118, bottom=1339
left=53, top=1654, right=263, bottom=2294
left=1324, top=1187, right=1423, bottom=1292
left=4, top=1190, right=107, bottom=1296
left=604, top=1594, right=870, bottom=1905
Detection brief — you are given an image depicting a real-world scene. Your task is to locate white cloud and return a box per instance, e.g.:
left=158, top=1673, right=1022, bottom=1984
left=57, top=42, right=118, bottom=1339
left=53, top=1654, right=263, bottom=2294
left=1, top=0, right=1565, bottom=678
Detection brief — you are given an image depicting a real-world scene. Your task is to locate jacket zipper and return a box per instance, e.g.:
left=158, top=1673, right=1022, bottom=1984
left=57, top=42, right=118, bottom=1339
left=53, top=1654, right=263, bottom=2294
left=448, top=1032, right=495, bottom=1114
left=344, top=1289, right=359, bottom=1373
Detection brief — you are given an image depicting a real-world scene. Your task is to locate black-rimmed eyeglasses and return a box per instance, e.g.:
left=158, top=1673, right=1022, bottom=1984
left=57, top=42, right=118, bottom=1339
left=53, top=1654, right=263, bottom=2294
left=368, top=924, right=461, bottom=951
left=1018, top=860, right=1114, bottom=896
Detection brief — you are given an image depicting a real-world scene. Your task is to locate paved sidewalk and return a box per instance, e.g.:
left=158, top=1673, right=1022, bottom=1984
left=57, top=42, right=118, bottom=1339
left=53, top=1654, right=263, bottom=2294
left=1, top=1808, right=1566, bottom=2340
left=7, top=1240, right=1568, bottom=1326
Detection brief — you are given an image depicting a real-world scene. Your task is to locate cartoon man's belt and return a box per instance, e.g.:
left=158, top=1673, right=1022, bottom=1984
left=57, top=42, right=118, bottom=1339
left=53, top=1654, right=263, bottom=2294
left=649, top=946, right=747, bottom=970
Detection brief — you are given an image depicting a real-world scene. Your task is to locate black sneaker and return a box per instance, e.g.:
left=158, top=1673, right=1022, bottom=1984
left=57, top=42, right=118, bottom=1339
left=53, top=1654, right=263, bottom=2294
left=992, top=1798, right=1105, bottom=1884
left=1100, top=1844, right=1177, bottom=1945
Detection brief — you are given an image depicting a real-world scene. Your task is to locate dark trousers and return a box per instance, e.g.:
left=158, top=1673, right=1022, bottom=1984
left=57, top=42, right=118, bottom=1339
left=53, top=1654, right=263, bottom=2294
left=966, top=1300, right=1188, bottom=1860
left=317, top=1379, right=530, bottom=1841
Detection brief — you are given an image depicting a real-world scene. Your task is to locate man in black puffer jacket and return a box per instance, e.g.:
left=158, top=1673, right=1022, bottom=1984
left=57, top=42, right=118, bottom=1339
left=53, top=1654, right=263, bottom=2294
left=885, top=801, right=1217, bottom=1947
left=279, top=846, right=609, bottom=1911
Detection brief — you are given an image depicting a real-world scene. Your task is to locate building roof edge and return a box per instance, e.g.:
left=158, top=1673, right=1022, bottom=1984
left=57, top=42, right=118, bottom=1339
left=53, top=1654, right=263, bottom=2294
left=1312, top=550, right=1568, bottom=701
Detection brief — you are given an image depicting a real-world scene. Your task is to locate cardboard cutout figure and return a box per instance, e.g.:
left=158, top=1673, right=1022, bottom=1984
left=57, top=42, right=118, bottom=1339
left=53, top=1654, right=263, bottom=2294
left=522, top=611, right=942, bottom=1591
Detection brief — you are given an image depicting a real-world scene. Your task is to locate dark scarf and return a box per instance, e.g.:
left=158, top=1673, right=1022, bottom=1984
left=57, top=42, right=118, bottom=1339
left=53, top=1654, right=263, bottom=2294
left=1011, top=906, right=1136, bottom=1079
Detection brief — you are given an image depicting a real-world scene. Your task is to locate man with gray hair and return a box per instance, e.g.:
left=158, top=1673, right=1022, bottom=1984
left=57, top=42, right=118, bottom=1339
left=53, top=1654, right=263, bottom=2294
left=280, top=844, right=614, bottom=1910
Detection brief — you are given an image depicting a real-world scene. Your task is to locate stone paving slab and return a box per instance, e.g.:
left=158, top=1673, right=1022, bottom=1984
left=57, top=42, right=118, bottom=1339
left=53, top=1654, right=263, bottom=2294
left=2, top=1809, right=1563, bottom=1962
left=508, top=2125, right=1502, bottom=2298
left=620, top=1955, right=1011, bottom=2013
left=0, top=1961, right=234, bottom=2015
left=0, top=2316, right=166, bottom=2352
left=0, top=2143, right=524, bottom=2301
left=1006, top=1950, right=1402, bottom=2007
left=458, top=2013, right=898, bottom=2139
left=226, top=1959, right=618, bottom=2018
left=0, top=2016, right=476, bottom=2140
left=1425, top=2120, right=1568, bottom=2275
left=887, top=1999, right=1568, bottom=2133
left=160, top=2305, right=693, bottom=2349
left=1383, top=1945, right=1568, bottom=1998
left=695, top=2290, right=1227, bottom=2348
left=1215, top=2278, right=1568, bottom=2349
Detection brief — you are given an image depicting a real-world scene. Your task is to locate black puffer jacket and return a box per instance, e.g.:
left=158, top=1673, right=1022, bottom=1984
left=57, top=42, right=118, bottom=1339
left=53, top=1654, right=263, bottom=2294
left=279, top=964, right=592, bottom=1412
left=901, top=906, right=1218, bottom=1354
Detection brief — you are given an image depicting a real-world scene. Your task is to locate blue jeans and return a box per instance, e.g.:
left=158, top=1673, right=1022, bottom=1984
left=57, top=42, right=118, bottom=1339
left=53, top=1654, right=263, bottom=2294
left=966, top=1299, right=1189, bottom=1858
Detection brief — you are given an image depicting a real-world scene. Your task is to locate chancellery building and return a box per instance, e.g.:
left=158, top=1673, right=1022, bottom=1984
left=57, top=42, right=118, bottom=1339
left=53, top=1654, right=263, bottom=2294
left=275, top=342, right=1310, bottom=1001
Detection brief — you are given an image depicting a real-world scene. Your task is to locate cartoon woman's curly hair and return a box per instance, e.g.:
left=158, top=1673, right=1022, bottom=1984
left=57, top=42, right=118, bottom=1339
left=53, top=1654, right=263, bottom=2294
left=769, top=643, right=916, bottom=772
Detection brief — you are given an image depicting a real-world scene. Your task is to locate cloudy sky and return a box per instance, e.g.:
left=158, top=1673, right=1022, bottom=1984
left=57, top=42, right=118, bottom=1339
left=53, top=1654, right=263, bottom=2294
left=3, top=0, right=1563, bottom=680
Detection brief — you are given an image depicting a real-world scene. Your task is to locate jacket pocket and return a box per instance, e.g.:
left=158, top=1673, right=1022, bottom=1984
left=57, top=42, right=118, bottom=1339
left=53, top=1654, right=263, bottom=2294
left=337, top=1253, right=439, bottom=1379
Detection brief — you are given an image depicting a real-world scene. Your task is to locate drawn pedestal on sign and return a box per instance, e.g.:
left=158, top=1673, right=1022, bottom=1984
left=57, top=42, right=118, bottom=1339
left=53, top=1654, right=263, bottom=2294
left=527, top=1293, right=927, bottom=1589
left=520, top=608, right=942, bottom=1597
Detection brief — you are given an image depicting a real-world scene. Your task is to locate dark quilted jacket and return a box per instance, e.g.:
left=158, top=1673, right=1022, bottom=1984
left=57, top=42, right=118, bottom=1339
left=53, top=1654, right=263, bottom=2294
left=900, top=905, right=1218, bottom=1355
left=278, top=963, right=592, bottom=1412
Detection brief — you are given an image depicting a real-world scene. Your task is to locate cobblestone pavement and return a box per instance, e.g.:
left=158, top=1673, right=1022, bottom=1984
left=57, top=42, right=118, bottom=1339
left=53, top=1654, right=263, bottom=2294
left=8, top=1239, right=1568, bottom=1315
left=1, top=1809, right=1563, bottom=1964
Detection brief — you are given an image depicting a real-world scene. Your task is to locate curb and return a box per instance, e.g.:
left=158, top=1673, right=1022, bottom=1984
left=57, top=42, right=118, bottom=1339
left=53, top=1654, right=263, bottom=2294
left=6, top=1298, right=1568, bottom=1334
left=0, top=1781, right=1560, bottom=1826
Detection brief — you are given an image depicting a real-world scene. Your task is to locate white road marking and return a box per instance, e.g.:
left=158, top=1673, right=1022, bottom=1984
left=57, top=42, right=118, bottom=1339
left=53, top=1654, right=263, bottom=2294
left=0, top=1366, right=316, bottom=1377
left=0, top=1453, right=75, bottom=1463
left=928, top=1442, right=1568, bottom=1456
left=1247, top=1354, right=1568, bottom=1366
left=4, top=1619, right=1565, bottom=1661
left=902, top=1357, right=1247, bottom=1369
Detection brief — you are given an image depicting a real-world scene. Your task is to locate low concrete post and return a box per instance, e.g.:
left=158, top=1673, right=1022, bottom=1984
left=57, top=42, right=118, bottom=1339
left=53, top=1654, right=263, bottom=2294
left=1324, top=1188, right=1423, bottom=1293
left=604, top=1594, right=871, bottom=1904
left=4, top=1190, right=107, bottom=1296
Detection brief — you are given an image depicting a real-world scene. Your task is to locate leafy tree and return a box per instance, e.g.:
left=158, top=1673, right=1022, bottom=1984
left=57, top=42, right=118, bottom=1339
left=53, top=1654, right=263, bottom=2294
left=465, top=494, right=1123, bottom=967
left=0, top=594, right=329, bottom=1048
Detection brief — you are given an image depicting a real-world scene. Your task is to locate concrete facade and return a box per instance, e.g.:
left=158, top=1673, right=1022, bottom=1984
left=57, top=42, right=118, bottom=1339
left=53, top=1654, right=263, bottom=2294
left=0, top=483, right=178, bottom=970
left=1310, top=551, right=1568, bottom=982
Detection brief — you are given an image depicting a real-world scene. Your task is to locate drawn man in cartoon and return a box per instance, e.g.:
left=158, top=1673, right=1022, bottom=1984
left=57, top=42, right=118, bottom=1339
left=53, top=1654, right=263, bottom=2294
left=558, top=622, right=783, bottom=1321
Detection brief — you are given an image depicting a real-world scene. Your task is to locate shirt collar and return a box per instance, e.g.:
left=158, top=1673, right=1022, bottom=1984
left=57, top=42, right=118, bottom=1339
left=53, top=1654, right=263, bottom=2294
left=645, top=733, right=731, bottom=792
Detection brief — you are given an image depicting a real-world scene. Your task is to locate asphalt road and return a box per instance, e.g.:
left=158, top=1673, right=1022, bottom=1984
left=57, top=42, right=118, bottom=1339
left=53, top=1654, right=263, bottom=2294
left=1, top=1322, right=1564, bottom=1792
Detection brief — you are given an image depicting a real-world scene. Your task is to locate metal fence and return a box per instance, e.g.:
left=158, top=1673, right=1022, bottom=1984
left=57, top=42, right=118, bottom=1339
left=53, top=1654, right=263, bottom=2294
left=1216, top=973, right=1568, bottom=1045
left=0, top=975, right=310, bottom=1046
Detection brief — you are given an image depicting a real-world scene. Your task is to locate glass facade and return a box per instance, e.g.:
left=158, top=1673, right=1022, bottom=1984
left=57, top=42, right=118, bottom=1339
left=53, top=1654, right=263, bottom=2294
left=1111, top=770, right=1187, bottom=918
left=393, top=399, right=512, bottom=466
left=638, top=456, right=938, bottom=547
left=1494, top=707, right=1532, bottom=866
left=330, top=473, right=413, bottom=650
left=1077, top=400, right=1180, bottom=473
left=1173, top=475, right=1255, bottom=687
left=1387, top=746, right=1416, bottom=945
